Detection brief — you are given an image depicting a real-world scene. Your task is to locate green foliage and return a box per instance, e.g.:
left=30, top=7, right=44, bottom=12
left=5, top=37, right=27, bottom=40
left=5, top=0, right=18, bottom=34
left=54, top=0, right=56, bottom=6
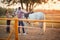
left=0, top=7, right=6, bottom=16
left=0, top=7, right=14, bottom=17
left=7, top=8, right=14, bottom=14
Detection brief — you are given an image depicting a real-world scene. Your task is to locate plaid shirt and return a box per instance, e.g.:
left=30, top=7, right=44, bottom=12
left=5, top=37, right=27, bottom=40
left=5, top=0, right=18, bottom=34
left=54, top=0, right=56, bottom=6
left=16, top=10, right=24, bottom=18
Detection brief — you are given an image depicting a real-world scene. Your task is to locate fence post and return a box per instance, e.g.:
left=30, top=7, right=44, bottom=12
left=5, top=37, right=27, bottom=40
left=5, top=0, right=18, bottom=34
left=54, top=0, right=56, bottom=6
left=14, top=18, right=18, bottom=40
left=43, top=14, right=46, bottom=32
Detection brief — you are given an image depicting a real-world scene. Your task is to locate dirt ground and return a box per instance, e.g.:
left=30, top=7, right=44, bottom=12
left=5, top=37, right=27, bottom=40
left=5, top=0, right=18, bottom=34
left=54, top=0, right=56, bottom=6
left=18, top=28, right=60, bottom=40
left=0, top=26, right=60, bottom=40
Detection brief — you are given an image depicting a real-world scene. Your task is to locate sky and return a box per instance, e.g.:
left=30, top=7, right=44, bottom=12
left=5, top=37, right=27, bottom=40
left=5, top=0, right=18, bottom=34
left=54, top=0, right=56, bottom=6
left=0, top=0, right=60, bottom=10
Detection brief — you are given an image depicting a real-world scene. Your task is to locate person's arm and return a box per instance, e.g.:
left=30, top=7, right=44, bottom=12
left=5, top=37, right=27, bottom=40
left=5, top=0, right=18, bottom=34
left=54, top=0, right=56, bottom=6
left=21, top=10, right=28, bottom=14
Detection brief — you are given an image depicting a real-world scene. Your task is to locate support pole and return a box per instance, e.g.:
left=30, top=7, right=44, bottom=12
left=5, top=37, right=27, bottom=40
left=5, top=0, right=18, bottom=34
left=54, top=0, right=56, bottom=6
left=14, top=18, right=18, bottom=40
left=43, top=14, right=46, bottom=32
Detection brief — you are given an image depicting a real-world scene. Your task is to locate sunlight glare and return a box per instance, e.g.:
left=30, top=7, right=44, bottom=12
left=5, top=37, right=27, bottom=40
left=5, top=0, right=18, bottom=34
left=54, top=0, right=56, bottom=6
left=0, top=0, right=60, bottom=10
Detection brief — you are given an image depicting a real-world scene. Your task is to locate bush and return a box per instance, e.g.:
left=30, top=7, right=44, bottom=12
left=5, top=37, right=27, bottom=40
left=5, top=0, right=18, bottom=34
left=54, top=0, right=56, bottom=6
left=0, top=7, right=6, bottom=16
left=0, top=7, right=14, bottom=17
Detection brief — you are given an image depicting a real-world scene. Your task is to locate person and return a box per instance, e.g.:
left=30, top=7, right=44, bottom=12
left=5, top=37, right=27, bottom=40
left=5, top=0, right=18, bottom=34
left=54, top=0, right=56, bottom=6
left=6, top=10, right=12, bottom=33
left=15, top=7, right=27, bottom=35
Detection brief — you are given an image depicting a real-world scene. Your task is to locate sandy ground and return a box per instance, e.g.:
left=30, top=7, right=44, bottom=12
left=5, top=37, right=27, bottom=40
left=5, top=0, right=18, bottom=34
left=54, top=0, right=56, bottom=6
left=18, top=28, right=60, bottom=40
left=0, top=26, right=60, bottom=40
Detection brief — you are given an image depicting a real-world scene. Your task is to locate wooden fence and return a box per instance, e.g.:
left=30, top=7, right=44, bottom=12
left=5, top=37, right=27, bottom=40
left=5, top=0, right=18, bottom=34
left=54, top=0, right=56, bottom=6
left=0, top=18, right=60, bottom=40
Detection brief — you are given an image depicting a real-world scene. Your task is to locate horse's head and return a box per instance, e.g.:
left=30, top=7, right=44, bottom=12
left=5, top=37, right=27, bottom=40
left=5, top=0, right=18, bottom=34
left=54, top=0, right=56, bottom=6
left=24, top=12, right=33, bottom=19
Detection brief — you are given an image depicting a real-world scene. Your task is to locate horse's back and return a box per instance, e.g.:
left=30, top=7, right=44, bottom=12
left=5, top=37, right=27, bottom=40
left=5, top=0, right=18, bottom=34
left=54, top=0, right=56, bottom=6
left=32, top=12, right=45, bottom=20
left=28, top=13, right=36, bottom=19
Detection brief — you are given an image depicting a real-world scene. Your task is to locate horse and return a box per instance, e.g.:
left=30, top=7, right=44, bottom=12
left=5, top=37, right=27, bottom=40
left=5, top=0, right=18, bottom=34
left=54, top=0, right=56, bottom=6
left=26, top=12, right=45, bottom=28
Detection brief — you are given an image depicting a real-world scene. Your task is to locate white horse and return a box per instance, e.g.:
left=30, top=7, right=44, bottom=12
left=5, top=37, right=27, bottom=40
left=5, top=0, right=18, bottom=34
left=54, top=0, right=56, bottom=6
left=28, top=12, right=45, bottom=28
left=24, top=12, right=45, bottom=34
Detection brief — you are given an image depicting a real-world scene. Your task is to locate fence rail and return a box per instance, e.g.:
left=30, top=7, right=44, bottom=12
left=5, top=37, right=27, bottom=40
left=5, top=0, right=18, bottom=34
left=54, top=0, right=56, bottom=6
left=0, top=18, right=60, bottom=40
left=0, top=18, right=60, bottom=23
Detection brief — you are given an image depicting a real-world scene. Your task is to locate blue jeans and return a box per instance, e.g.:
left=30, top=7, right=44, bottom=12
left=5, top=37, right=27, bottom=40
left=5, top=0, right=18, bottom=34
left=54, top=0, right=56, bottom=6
left=18, top=21, right=25, bottom=33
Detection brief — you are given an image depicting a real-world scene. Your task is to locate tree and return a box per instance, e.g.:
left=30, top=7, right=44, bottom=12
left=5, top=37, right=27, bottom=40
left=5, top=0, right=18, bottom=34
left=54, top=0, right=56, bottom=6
left=1, top=0, right=48, bottom=12
left=19, top=0, right=24, bottom=9
left=22, top=0, right=42, bottom=12
left=0, top=7, right=6, bottom=16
